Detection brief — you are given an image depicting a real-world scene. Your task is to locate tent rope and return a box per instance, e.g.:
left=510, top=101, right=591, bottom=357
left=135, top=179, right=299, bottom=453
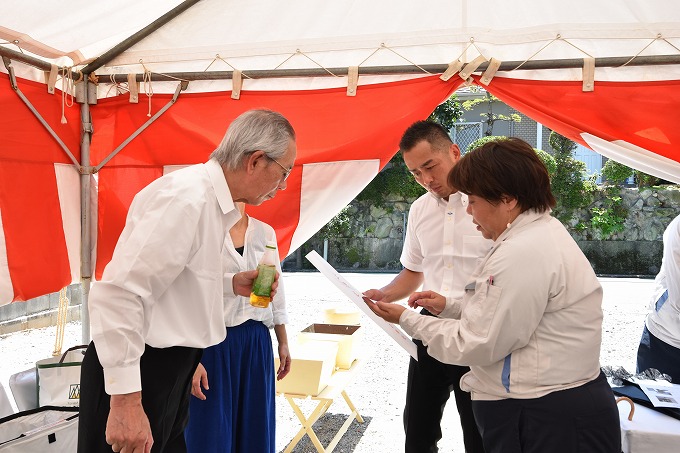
left=52, top=287, right=70, bottom=356
left=358, top=43, right=432, bottom=74
left=619, top=34, right=680, bottom=67
left=141, top=60, right=154, bottom=117
left=558, top=35, right=595, bottom=59
left=205, top=54, right=253, bottom=79
left=59, top=66, right=77, bottom=124
left=106, top=73, right=130, bottom=97
left=275, top=49, right=339, bottom=77
left=507, top=35, right=562, bottom=72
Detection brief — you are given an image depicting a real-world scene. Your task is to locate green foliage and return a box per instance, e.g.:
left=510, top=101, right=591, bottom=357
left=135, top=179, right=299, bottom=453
left=635, top=171, right=660, bottom=188
left=466, top=135, right=556, bottom=177
left=549, top=132, right=596, bottom=223
left=357, top=94, right=464, bottom=207
left=466, top=135, right=507, bottom=153
left=356, top=154, right=426, bottom=207
left=535, top=149, right=557, bottom=177
left=599, top=158, right=660, bottom=188
left=428, top=95, right=463, bottom=130
left=590, top=188, right=627, bottom=238
left=601, top=159, right=634, bottom=185
left=461, top=90, right=521, bottom=135
left=318, top=206, right=351, bottom=239
left=345, top=247, right=365, bottom=266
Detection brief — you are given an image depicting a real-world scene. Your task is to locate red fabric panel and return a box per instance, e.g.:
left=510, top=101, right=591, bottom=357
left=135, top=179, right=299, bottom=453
left=478, top=76, right=680, bottom=163
left=91, top=75, right=461, bottom=269
left=0, top=73, right=80, bottom=301
left=0, top=73, right=81, bottom=164
left=0, top=162, right=71, bottom=301
left=95, top=166, right=163, bottom=278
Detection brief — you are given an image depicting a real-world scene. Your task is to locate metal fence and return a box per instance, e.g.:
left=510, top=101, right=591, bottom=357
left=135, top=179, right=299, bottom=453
left=451, top=122, right=483, bottom=154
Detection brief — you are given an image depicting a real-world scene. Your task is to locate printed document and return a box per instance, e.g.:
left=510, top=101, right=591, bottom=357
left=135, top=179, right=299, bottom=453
left=306, top=250, right=418, bottom=360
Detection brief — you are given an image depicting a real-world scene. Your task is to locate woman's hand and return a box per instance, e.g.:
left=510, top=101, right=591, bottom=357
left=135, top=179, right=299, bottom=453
left=191, top=363, right=209, bottom=400
left=407, top=290, right=445, bottom=315
left=277, top=342, right=291, bottom=380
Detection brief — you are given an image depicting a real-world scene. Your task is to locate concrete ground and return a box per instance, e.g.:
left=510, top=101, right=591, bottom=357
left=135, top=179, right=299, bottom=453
left=0, top=273, right=654, bottom=452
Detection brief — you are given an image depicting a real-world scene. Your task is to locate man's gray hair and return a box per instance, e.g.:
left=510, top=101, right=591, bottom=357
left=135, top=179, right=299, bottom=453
left=210, top=109, right=295, bottom=170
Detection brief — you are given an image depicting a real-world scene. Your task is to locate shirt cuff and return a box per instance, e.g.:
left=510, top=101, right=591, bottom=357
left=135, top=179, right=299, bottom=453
left=440, top=296, right=462, bottom=319
left=224, top=272, right=236, bottom=297
left=399, top=309, right=421, bottom=339
left=103, top=363, right=142, bottom=395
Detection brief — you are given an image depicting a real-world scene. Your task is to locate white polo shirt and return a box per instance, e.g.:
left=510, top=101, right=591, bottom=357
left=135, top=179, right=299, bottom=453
left=400, top=191, right=491, bottom=306
left=90, top=159, right=241, bottom=395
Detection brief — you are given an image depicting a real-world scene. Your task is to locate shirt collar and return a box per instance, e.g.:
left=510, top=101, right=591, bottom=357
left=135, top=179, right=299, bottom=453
left=206, top=159, right=236, bottom=215
left=428, top=190, right=467, bottom=208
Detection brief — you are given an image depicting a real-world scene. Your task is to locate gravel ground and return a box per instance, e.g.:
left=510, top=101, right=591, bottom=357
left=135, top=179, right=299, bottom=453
left=0, top=273, right=653, bottom=452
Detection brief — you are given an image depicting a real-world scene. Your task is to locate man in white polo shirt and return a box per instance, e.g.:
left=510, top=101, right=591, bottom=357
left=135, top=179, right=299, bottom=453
left=364, top=121, right=490, bottom=453
left=78, top=109, right=296, bottom=453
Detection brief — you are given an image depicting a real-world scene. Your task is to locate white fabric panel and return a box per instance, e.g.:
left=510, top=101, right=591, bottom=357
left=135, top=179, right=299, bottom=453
left=290, top=159, right=380, bottom=256
left=0, top=207, right=13, bottom=305
left=54, top=164, right=81, bottom=283
left=582, top=133, right=680, bottom=184
left=96, top=74, right=428, bottom=96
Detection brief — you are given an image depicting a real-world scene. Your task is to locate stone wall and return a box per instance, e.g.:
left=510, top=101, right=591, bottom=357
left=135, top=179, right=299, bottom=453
left=294, top=187, right=680, bottom=276
left=0, top=284, right=81, bottom=334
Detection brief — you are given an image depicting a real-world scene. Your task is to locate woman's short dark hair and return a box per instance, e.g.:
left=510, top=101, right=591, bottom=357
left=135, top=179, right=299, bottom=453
left=448, top=137, right=556, bottom=212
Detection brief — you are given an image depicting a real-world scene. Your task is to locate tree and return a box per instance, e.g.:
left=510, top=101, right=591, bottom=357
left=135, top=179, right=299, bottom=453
left=467, top=135, right=556, bottom=177
left=461, top=89, right=521, bottom=136
left=428, top=95, right=463, bottom=130
left=356, top=94, right=464, bottom=206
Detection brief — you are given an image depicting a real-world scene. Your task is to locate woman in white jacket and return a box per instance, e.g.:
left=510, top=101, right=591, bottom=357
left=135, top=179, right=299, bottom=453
left=366, top=137, right=620, bottom=453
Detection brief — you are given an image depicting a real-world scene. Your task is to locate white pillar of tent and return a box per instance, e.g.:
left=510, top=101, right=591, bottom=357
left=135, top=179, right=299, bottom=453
left=536, top=123, right=543, bottom=150
left=79, top=78, right=93, bottom=344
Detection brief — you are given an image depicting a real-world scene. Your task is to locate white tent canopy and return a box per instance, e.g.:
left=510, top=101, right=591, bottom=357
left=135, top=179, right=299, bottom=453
left=3, top=0, right=680, bottom=89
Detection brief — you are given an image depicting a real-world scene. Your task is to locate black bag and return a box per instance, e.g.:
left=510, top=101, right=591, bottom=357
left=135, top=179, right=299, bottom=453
left=612, top=384, right=680, bottom=421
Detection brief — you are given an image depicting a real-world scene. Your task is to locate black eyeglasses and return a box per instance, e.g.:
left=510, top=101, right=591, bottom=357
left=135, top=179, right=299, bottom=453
left=266, top=155, right=292, bottom=181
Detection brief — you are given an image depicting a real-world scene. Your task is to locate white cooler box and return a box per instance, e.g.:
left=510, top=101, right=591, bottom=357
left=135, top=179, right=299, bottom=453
left=0, top=406, right=78, bottom=452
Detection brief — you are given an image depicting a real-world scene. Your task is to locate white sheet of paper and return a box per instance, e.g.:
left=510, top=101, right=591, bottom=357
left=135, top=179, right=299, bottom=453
left=306, top=250, right=418, bottom=360
left=630, top=378, right=680, bottom=408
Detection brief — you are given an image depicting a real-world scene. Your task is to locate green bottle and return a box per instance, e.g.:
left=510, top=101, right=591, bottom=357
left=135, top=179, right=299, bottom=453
left=250, top=241, right=278, bottom=308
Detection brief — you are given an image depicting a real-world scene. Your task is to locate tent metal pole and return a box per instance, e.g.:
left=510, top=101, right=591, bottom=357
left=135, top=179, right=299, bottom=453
left=1, top=57, right=81, bottom=168
left=80, top=0, right=202, bottom=74
left=94, top=81, right=187, bottom=172
left=79, top=78, right=93, bottom=344
left=113, top=54, right=680, bottom=82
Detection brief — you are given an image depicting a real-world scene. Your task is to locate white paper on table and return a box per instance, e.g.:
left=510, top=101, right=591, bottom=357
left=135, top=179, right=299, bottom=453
left=630, top=378, right=680, bottom=408
left=306, top=250, right=418, bottom=360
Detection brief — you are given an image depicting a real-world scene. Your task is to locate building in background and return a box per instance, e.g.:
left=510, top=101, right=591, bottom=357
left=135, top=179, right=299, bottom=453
left=452, top=87, right=605, bottom=183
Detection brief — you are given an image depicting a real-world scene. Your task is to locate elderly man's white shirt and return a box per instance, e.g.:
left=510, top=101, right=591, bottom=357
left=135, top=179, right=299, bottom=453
left=90, top=159, right=241, bottom=395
